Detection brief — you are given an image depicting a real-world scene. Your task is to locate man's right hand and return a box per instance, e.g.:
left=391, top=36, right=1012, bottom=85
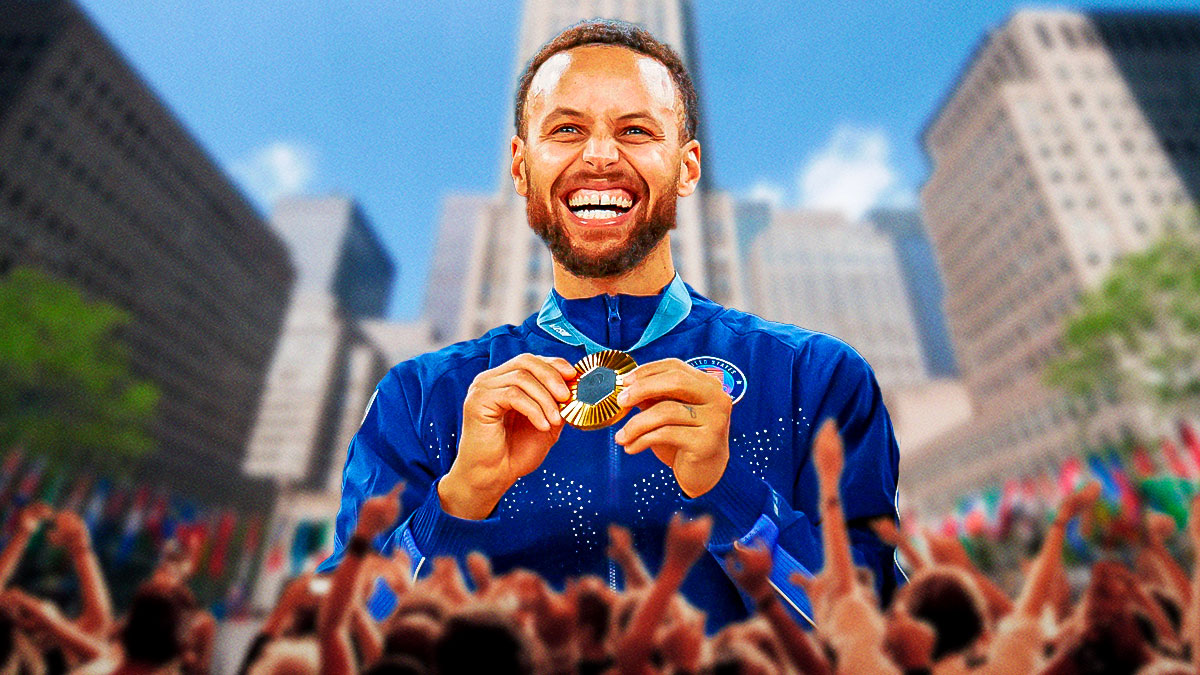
left=439, top=353, right=576, bottom=519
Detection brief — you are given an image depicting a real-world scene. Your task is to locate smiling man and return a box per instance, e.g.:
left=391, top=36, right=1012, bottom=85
left=321, top=20, right=904, bottom=630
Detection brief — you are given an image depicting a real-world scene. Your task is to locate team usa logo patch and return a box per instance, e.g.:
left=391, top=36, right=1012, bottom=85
left=685, top=356, right=747, bottom=404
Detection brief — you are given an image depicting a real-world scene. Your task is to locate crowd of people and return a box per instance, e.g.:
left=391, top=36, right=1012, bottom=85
left=3, top=421, right=1200, bottom=674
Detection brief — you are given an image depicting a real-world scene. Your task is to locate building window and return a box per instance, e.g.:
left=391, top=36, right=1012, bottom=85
left=1036, top=23, right=1054, bottom=49
left=1061, top=23, right=1079, bottom=48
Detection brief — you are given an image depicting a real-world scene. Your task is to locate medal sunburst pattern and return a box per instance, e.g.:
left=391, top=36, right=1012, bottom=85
left=559, top=349, right=637, bottom=430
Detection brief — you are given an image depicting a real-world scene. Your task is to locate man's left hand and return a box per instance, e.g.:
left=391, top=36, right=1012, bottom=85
left=614, top=358, right=731, bottom=498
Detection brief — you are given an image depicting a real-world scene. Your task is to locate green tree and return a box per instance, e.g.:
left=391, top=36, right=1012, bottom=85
left=0, top=266, right=159, bottom=473
left=1044, top=209, right=1200, bottom=426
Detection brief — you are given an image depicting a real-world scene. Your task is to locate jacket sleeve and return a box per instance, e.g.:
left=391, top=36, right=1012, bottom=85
left=682, top=343, right=904, bottom=626
left=318, top=365, right=504, bottom=578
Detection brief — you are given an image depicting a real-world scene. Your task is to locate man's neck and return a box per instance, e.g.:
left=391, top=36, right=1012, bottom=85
left=552, top=237, right=675, bottom=299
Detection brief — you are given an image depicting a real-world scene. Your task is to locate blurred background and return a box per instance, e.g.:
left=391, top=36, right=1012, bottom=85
left=0, top=0, right=1198, bottom=670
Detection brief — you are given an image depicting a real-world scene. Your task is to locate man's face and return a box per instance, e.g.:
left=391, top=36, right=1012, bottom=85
left=512, top=45, right=701, bottom=279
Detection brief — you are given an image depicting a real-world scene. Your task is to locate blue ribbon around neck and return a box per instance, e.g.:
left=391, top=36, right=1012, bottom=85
left=536, top=273, right=692, bottom=354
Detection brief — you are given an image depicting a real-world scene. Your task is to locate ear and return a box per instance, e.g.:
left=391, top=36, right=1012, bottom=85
left=510, top=135, right=528, bottom=197
left=676, top=139, right=701, bottom=197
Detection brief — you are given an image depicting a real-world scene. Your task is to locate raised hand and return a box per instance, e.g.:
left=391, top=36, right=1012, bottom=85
left=355, top=483, right=403, bottom=539
left=441, top=354, right=577, bottom=519
left=663, top=513, right=712, bottom=574
left=607, top=524, right=651, bottom=589
left=813, top=419, right=854, bottom=598
left=727, top=540, right=773, bottom=603
left=466, top=551, right=493, bottom=596
left=48, top=511, right=90, bottom=552
left=614, top=358, right=732, bottom=497
left=18, top=502, right=53, bottom=535
left=871, top=517, right=927, bottom=572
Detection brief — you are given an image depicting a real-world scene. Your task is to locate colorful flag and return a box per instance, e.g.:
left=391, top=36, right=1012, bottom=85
left=84, top=480, right=111, bottom=534
left=1058, top=457, right=1085, bottom=498
left=207, top=510, right=238, bottom=579
left=1180, top=421, right=1200, bottom=471
left=1131, top=443, right=1157, bottom=478
left=1086, top=454, right=1121, bottom=506
left=1159, top=437, right=1194, bottom=480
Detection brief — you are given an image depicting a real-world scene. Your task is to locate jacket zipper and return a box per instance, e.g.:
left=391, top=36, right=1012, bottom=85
left=605, top=294, right=620, bottom=590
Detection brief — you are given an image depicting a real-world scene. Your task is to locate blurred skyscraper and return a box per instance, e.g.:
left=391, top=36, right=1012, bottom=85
left=244, top=196, right=433, bottom=609
left=243, top=196, right=395, bottom=490
left=425, top=0, right=744, bottom=345
left=867, top=208, right=959, bottom=378
left=744, top=209, right=928, bottom=393
left=0, top=0, right=293, bottom=509
left=905, top=9, right=1200, bottom=513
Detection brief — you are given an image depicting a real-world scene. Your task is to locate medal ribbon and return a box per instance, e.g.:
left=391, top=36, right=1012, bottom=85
left=536, top=273, right=692, bottom=354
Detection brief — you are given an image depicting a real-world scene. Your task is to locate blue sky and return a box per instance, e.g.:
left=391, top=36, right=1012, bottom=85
left=76, top=0, right=1198, bottom=319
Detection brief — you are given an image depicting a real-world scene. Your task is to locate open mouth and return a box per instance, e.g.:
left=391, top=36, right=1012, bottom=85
left=563, top=188, right=637, bottom=224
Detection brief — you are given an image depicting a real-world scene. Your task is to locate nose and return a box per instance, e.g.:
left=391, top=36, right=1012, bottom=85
left=582, top=134, right=618, bottom=170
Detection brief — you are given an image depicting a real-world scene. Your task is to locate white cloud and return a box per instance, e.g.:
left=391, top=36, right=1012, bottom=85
left=747, top=180, right=785, bottom=208
left=231, top=141, right=317, bottom=210
left=743, top=124, right=916, bottom=221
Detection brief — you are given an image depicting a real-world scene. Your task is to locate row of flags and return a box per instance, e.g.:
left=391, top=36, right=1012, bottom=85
left=0, top=448, right=265, bottom=587
left=932, top=419, right=1200, bottom=543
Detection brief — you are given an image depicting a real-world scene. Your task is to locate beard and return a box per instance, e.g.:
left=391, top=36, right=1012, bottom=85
left=526, top=180, right=677, bottom=279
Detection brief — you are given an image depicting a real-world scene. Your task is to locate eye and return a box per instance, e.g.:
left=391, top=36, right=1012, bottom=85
left=552, top=124, right=580, bottom=134
left=623, top=126, right=650, bottom=136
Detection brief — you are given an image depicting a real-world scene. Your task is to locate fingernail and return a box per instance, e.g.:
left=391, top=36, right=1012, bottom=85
left=617, top=391, right=628, bottom=405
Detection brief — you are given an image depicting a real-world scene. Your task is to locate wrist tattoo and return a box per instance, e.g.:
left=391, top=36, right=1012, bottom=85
left=683, top=404, right=697, bottom=419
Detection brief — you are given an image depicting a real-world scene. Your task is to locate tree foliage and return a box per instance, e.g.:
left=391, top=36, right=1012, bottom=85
left=0, top=266, right=159, bottom=472
left=1044, top=210, right=1200, bottom=419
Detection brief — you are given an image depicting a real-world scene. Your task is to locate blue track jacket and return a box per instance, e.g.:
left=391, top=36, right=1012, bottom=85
left=319, top=281, right=904, bottom=630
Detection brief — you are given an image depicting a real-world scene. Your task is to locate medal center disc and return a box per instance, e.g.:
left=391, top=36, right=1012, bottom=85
left=576, top=367, right=618, bottom=405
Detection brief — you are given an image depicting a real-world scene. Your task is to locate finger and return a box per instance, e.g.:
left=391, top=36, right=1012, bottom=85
left=790, top=571, right=814, bottom=593
left=614, top=401, right=703, bottom=445
left=622, top=425, right=685, bottom=457
left=532, top=354, right=579, bottom=382
left=621, top=357, right=692, bottom=385
left=618, top=368, right=710, bottom=408
left=497, top=354, right=574, bottom=402
left=498, top=387, right=552, bottom=431
left=495, top=369, right=564, bottom=425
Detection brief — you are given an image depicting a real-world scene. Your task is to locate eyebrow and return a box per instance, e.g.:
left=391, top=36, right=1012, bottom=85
left=542, top=108, right=662, bottom=124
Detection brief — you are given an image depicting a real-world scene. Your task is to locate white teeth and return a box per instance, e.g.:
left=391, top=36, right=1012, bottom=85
left=567, top=190, right=633, bottom=209
left=576, top=209, right=621, bottom=220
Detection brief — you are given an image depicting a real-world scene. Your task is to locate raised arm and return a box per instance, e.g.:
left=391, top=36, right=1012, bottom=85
left=49, top=510, right=114, bottom=636
left=319, top=484, right=402, bottom=675
left=607, top=524, right=652, bottom=590
left=1145, top=510, right=1192, bottom=606
left=726, top=541, right=831, bottom=675
left=1184, top=495, right=1200, bottom=661
left=0, top=502, right=51, bottom=587
left=0, top=588, right=108, bottom=662
left=813, top=419, right=854, bottom=598
left=615, top=513, right=711, bottom=675
left=1013, top=482, right=1101, bottom=619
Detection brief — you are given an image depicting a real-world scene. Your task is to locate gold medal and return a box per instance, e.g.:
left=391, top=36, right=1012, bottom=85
left=560, top=349, right=637, bottom=430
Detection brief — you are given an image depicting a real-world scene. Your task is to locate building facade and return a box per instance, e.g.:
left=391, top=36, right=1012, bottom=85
left=243, top=196, right=395, bottom=490
left=867, top=208, right=959, bottom=379
left=425, top=0, right=744, bottom=345
left=905, top=9, right=1200, bottom=514
left=0, top=0, right=293, bottom=508
left=745, top=209, right=928, bottom=393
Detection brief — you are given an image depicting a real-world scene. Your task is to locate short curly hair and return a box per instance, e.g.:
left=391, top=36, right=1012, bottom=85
left=513, top=19, right=699, bottom=141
